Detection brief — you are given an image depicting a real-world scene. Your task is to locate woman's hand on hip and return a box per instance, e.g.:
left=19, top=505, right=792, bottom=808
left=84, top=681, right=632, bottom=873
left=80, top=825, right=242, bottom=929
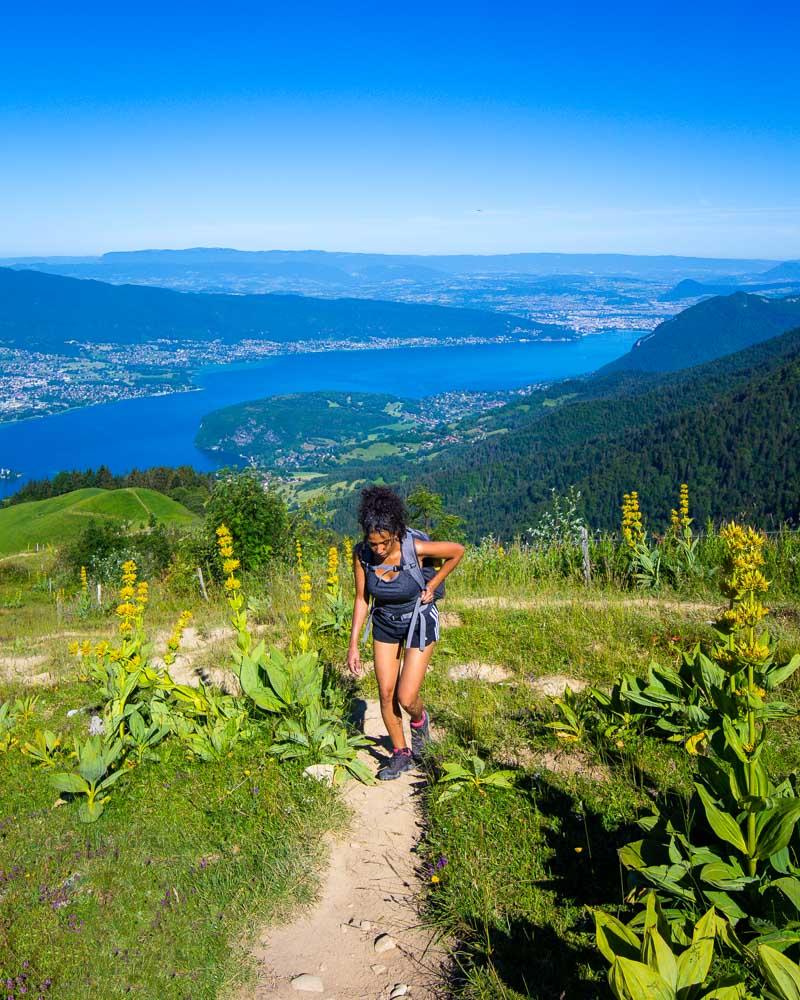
left=420, top=586, right=435, bottom=604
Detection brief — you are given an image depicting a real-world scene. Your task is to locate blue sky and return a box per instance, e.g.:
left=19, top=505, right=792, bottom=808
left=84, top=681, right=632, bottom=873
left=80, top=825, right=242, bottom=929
left=2, top=2, right=798, bottom=258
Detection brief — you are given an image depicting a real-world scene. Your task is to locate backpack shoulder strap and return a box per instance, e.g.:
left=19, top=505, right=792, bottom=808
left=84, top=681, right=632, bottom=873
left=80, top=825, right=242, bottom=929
left=401, top=529, right=426, bottom=590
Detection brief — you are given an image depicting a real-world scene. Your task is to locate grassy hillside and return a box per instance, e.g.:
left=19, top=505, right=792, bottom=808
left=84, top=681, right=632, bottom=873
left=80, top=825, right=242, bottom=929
left=601, top=291, right=800, bottom=373
left=0, top=487, right=197, bottom=554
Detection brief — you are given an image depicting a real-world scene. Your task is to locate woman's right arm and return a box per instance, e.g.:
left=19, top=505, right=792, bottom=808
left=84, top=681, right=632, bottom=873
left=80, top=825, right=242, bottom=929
left=347, top=550, right=369, bottom=675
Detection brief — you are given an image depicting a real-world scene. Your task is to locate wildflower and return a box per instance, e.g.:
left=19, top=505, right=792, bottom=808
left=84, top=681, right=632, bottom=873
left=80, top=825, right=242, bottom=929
left=68, top=641, right=79, bottom=657
left=164, top=610, right=192, bottom=666
left=343, top=536, right=354, bottom=566
left=678, top=483, right=691, bottom=528
left=574, top=846, right=583, bottom=854
left=621, top=491, right=645, bottom=548
left=685, top=731, right=707, bottom=755
left=80, top=566, right=88, bottom=593
left=297, top=572, right=313, bottom=652
left=295, top=538, right=305, bottom=574
left=326, top=546, right=340, bottom=597
left=430, top=874, right=440, bottom=883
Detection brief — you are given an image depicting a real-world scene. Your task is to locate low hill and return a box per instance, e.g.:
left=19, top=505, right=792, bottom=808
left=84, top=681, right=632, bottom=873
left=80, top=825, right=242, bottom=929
left=0, top=266, right=568, bottom=354
left=0, top=487, right=196, bottom=555
left=196, top=391, right=425, bottom=466
left=661, top=278, right=800, bottom=302
left=600, top=292, right=800, bottom=373
left=763, top=261, right=800, bottom=281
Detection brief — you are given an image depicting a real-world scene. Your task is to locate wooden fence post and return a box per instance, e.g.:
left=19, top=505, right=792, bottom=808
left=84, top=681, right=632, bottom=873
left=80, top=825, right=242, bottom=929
left=580, top=526, right=591, bottom=586
left=197, top=566, right=209, bottom=602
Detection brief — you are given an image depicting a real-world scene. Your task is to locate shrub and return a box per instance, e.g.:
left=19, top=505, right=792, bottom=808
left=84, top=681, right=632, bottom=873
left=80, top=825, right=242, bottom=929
left=204, top=468, right=290, bottom=571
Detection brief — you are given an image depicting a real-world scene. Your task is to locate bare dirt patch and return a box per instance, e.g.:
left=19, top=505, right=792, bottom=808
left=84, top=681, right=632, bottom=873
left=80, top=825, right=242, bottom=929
left=247, top=700, right=448, bottom=999
left=497, top=743, right=609, bottom=783
left=527, top=674, right=587, bottom=698
left=457, top=596, right=717, bottom=615
left=448, top=661, right=513, bottom=683
left=439, top=611, right=463, bottom=629
left=0, top=654, right=51, bottom=684
left=539, top=747, right=609, bottom=783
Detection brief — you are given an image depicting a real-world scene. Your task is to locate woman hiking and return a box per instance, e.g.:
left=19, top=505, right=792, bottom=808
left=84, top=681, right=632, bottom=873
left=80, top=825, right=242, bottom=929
left=347, top=486, right=464, bottom=780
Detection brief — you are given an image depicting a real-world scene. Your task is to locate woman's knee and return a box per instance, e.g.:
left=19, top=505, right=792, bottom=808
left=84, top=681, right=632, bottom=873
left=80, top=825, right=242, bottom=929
left=378, top=685, right=397, bottom=707
left=396, top=686, right=421, bottom=714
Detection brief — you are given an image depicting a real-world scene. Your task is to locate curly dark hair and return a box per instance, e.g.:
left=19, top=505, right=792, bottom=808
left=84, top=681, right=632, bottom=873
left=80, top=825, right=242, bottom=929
left=358, top=485, right=407, bottom=540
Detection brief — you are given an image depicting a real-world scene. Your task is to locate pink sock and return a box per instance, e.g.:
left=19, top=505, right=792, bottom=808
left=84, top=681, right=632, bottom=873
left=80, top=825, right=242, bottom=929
left=410, top=711, right=427, bottom=729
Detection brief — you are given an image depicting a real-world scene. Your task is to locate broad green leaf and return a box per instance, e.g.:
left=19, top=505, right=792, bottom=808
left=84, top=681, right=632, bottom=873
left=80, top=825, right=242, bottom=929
left=676, top=937, right=714, bottom=997
left=755, top=800, right=800, bottom=860
left=722, top=717, right=749, bottom=764
left=482, top=771, right=515, bottom=788
left=702, top=984, right=746, bottom=999
left=594, top=910, right=641, bottom=966
left=700, top=861, right=752, bottom=891
left=695, top=783, right=746, bottom=853
left=98, top=768, right=127, bottom=790
left=50, top=772, right=89, bottom=794
left=772, top=877, right=800, bottom=913
left=704, top=891, right=747, bottom=923
left=692, top=907, right=718, bottom=944
left=437, top=784, right=465, bottom=804
left=765, top=654, right=800, bottom=690
left=758, top=944, right=800, bottom=1000
left=77, top=738, right=107, bottom=785
left=610, top=956, right=673, bottom=1000
left=78, top=799, right=104, bottom=823
left=439, top=763, right=471, bottom=782
left=643, top=927, right=678, bottom=990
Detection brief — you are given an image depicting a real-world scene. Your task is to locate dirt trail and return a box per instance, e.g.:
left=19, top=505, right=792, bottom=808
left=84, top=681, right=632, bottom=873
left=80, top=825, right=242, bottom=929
left=249, top=700, right=448, bottom=999
left=456, top=595, right=717, bottom=614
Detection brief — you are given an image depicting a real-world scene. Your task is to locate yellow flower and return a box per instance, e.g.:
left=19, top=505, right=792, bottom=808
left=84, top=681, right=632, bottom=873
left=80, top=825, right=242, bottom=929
left=68, top=641, right=79, bottom=656
left=223, top=558, right=240, bottom=575
left=430, top=874, right=440, bottom=883
left=685, top=731, right=707, bottom=755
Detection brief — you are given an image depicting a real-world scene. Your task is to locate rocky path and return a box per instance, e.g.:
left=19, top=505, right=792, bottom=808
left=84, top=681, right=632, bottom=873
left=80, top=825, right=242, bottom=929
left=248, top=699, right=448, bottom=999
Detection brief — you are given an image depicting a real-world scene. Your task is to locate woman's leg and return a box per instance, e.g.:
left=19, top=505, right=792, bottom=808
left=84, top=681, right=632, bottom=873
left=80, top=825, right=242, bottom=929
left=396, top=641, right=436, bottom=722
left=373, top=638, right=405, bottom=749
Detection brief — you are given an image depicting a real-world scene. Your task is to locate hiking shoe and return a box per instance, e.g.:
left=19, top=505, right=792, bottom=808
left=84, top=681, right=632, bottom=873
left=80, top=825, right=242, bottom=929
left=378, top=747, right=414, bottom=781
left=410, top=711, right=431, bottom=761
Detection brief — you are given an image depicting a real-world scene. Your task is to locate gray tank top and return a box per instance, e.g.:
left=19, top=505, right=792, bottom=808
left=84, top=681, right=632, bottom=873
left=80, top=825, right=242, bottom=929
left=359, top=543, right=420, bottom=611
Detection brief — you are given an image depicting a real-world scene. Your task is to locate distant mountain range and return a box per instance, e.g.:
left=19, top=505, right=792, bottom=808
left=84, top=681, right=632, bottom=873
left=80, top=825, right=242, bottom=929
left=0, top=266, right=565, bottom=353
left=600, top=292, right=800, bottom=373
left=660, top=278, right=800, bottom=302
left=0, top=247, right=781, bottom=294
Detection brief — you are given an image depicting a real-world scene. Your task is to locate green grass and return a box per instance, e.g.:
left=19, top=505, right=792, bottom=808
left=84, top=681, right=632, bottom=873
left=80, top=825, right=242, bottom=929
left=407, top=569, right=800, bottom=997
left=4, top=535, right=800, bottom=998
left=0, top=489, right=198, bottom=555
left=0, top=680, right=346, bottom=998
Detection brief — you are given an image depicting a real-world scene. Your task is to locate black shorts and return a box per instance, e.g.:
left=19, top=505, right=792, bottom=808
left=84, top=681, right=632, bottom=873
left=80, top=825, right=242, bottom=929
left=372, top=602, right=440, bottom=648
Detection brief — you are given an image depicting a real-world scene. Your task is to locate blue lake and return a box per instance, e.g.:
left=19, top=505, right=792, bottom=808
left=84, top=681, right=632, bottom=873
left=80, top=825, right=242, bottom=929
left=0, top=332, right=638, bottom=497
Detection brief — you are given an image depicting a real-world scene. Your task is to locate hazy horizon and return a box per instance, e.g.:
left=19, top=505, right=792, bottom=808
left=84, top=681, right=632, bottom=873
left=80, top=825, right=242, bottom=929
left=2, top=4, right=799, bottom=259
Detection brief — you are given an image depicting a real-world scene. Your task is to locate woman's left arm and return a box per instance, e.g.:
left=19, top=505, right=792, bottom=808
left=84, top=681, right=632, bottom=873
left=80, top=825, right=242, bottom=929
left=414, top=539, right=465, bottom=603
